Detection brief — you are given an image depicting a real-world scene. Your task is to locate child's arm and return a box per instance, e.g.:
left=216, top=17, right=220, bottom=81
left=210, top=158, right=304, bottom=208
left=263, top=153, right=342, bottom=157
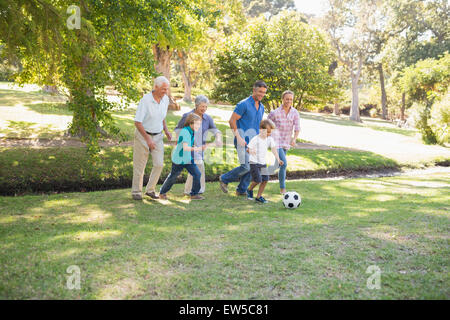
left=271, top=147, right=284, bottom=166
left=183, top=142, right=203, bottom=152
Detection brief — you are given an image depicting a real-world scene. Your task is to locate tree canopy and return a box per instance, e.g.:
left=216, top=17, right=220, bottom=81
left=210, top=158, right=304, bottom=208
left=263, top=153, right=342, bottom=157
left=212, top=11, right=338, bottom=111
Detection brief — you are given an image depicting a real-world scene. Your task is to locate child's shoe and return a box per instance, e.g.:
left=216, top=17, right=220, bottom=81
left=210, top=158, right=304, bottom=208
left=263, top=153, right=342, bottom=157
left=246, top=189, right=254, bottom=200
left=255, top=196, right=268, bottom=204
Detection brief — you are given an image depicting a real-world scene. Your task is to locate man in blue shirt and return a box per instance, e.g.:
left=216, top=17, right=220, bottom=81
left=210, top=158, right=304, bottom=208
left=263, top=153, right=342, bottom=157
left=219, top=80, right=268, bottom=196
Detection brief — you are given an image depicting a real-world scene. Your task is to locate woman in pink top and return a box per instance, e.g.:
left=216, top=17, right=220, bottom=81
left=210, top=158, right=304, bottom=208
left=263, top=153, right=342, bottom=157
left=268, top=90, right=300, bottom=194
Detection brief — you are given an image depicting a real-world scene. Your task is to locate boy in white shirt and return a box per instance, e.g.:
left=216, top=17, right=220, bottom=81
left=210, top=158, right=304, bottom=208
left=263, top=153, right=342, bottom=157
left=246, top=119, right=284, bottom=203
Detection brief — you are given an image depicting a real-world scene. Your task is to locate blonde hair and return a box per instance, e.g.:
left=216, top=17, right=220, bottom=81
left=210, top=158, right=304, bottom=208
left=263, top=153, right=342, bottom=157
left=282, top=90, right=294, bottom=99
left=184, top=113, right=201, bottom=128
left=260, top=119, right=276, bottom=130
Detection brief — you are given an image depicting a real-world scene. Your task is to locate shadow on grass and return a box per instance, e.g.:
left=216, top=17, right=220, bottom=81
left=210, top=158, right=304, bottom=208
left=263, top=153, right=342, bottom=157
left=24, top=103, right=72, bottom=116
left=0, top=120, right=65, bottom=139
left=0, top=173, right=448, bottom=299
left=0, top=89, right=66, bottom=107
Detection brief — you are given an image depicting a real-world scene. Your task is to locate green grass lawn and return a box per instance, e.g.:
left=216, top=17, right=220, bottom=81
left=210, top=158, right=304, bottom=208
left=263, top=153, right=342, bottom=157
left=0, top=171, right=448, bottom=299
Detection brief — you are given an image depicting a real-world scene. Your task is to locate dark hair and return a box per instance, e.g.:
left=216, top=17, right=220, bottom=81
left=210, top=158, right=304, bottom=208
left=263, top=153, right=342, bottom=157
left=253, top=80, right=268, bottom=89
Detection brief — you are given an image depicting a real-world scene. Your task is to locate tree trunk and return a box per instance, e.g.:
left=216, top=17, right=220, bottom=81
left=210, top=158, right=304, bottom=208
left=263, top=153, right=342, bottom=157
left=378, top=63, right=388, bottom=120
left=152, top=43, right=180, bottom=110
left=177, top=50, right=192, bottom=103
left=400, top=92, right=406, bottom=121
left=350, top=72, right=361, bottom=122
left=334, top=102, right=340, bottom=115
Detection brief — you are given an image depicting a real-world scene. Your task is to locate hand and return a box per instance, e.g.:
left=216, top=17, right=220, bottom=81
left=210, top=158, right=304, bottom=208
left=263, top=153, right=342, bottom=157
left=202, top=144, right=207, bottom=151
left=165, top=131, right=172, bottom=141
left=278, top=160, right=284, bottom=166
left=215, top=139, right=223, bottom=147
left=147, top=139, right=156, bottom=150
left=247, top=147, right=256, bottom=156
left=290, top=139, right=296, bottom=147
left=237, top=136, right=246, bottom=147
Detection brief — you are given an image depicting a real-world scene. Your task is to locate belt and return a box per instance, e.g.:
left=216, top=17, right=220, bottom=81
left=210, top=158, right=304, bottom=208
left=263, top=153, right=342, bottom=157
left=146, top=131, right=162, bottom=136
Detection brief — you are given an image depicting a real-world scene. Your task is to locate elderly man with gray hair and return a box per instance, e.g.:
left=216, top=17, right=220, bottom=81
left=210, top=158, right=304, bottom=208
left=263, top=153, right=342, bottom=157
left=132, top=76, right=173, bottom=200
left=175, top=95, right=222, bottom=195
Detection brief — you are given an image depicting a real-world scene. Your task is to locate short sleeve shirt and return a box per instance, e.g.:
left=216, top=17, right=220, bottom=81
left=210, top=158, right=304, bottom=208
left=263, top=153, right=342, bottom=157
left=172, top=126, right=194, bottom=165
left=234, top=96, right=265, bottom=144
left=134, top=92, right=169, bottom=133
left=247, top=135, right=276, bottom=165
left=175, top=110, right=220, bottom=160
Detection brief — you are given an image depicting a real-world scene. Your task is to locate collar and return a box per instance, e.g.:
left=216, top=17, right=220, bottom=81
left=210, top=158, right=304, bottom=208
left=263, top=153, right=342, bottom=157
left=150, top=91, right=166, bottom=104
left=248, top=95, right=263, bottom=109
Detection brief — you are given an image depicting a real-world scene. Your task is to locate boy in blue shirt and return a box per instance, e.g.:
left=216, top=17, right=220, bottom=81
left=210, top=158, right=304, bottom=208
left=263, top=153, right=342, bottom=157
left=159, top=113, right=206, bottom=200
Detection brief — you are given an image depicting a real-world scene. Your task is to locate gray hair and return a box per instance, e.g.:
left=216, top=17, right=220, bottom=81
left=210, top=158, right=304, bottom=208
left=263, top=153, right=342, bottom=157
left=194, top=95, right=209, bottom=107
left=154, top=76, right=169, bottom=88
left=282, top=90, right=294, bottom=99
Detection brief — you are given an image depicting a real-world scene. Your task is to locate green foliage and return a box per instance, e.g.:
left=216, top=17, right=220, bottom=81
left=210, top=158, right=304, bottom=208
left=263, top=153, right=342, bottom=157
left=0, top=0, right=203, bottom=155
left=430, top=92, right=450, bottom=144
left=212, top=11, right=338, bottom=111
left=242, top=0, right=296, bottom=18
left=400, top=52, right=450, bottom=144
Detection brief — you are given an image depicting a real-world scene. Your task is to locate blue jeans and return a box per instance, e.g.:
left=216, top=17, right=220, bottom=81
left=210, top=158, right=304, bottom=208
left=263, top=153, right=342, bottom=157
left=220, top=142, right=251, bottom=194
left=276, top=148, right=288, bottom=189
left=160, top=163, right=201, bottom=196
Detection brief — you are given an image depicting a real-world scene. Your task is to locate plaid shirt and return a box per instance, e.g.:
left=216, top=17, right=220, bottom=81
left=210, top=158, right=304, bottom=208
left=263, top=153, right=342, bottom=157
left=268, top=106, right=300, bottom=150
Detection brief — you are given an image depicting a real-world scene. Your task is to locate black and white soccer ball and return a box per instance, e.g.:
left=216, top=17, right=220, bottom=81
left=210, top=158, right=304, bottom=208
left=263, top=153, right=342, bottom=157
left=283, top=191, right=301, bottom=209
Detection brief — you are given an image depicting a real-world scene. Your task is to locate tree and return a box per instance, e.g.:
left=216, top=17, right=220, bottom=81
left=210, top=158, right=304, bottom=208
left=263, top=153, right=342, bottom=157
left=400, top=52, right=450, bottom=144
left=382, top=0, right=450, bottom=120
left=175, top=0, right=245, bottom=103
left=213, top=11, right=338, bottom=111
left=0, top=0, right=199, bottom=153
left=322, top=0, right=378, bottom=122
left=242, top=0, right=296, bottom=18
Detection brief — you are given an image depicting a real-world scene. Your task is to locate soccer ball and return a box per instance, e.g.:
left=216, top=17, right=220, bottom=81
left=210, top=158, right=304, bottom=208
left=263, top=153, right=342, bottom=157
left=283, top=191, right=301, bottom=209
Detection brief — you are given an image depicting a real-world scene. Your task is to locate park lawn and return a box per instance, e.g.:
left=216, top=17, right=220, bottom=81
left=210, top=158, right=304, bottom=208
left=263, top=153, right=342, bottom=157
left=0, top=146, right=398, bottom=195
left=0, top=171, right=449, bottom=299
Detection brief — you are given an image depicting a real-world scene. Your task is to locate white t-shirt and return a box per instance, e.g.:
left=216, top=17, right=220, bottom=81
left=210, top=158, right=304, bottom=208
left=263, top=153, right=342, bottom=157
left=247, top=135, right=276, bottom=165
left=134, top=92, right=169, bottom=133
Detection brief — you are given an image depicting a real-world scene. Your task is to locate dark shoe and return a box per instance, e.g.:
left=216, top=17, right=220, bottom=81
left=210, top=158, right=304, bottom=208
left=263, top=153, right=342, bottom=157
left=246, top=189, right=254, bottom=200
left=159, top=193, right=168, bottom=200
left=191, top=195, right=205, bottom=200
left=255, top=196, right=268, bottom=204
left=145, top=191, right=159, bottom=199
left=132, top=193, right=142, bottom=200
left=235, top=191, right=246, bottom=196
left=219, top=176, right=228, bottom=193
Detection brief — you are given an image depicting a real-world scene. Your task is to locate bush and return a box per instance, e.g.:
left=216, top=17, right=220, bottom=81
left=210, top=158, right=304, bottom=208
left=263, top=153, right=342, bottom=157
left=430, top=92, right=450, bottom=144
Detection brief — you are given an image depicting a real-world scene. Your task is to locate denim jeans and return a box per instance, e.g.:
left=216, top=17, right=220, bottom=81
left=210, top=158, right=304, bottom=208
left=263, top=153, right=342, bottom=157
left=276, top=148, right=288, bottom=189
left=160, top=162, right=201, bottom=196
left=220, top=142, right=251, bottom=194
